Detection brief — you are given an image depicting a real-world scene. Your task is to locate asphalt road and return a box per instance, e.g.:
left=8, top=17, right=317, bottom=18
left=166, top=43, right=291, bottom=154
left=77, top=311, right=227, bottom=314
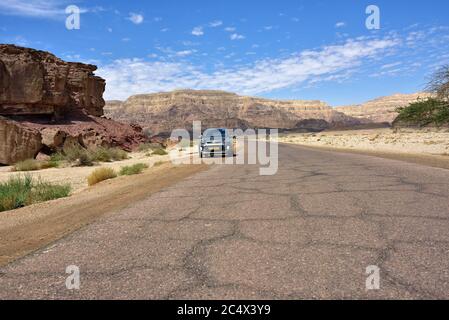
left=1, top=144, right=449, bottom=299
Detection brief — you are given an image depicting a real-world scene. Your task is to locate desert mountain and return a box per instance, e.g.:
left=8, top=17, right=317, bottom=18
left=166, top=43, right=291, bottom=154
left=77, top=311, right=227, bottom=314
left=105, top=90, right=363, bottom=136
left=335, top=93, right=432, bottom=124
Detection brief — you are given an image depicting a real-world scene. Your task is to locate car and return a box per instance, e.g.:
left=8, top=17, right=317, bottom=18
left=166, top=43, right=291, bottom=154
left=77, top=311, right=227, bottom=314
left=199, top=128, right=235, bottom=158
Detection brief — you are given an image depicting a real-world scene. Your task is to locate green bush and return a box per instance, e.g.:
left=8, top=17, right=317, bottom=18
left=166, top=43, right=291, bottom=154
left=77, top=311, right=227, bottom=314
left=0, top=175, right=71, bottom=212
left=63, top=145, right=88, bottom=162
left=87, top=167, right=117, bottom=186
left=119, top=163, right=148, bottom=176
left=395, top=98, right=449, bottom=127
left=108, top=148, right=129, bottom=161
left=152, top=148, right=168, bottom=156
left=91, top=147, right=112, bottom=162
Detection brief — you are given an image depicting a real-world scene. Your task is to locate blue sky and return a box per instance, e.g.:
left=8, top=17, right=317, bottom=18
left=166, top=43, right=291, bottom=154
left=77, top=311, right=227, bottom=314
left=1, top=0, right=448, bottom=105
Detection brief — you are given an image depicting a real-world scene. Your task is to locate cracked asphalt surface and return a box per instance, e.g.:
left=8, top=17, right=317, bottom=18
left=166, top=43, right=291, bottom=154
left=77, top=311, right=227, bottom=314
left=1, top=144, right=449, bottom=299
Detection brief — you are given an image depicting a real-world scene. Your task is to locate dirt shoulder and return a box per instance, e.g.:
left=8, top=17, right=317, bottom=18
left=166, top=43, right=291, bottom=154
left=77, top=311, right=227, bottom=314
left=0, top=163, right=207, bottom=267
left=285, top=143, right=449, bottom=170
left=280, top=128, right=449, bottom=170
left=0, top=152, right=173, bottom=194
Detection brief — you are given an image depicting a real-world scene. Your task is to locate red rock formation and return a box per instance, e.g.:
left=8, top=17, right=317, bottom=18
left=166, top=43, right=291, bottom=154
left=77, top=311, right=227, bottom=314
left=0, top=44, right=105, bottom=117
left=0, top=45, right=145, bottom=165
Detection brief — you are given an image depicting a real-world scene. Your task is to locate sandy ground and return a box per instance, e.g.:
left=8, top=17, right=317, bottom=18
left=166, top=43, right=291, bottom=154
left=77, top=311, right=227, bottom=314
left=0, top=152, right=176, bottom=193
left=279, top=128, right=449, bottom=156
left=0, top=162, right=207, bottom=266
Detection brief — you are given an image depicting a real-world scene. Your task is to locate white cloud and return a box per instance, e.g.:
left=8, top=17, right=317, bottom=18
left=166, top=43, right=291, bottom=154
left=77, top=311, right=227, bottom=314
left=176, top=50, right=196, bottom=57
left=107, top=27, right=113, bottom=33
left=264, top=26, right=273, bottom=31
left=98, top=36, right=400, bottom=100
left=381, top=62, right=402, bottom=69
left=209, top=20, right=223, bottom=27
left=230, top=33, right=245, bottom=40
left=0, top=0, right=68, bottom=19
left=191, top=26, right=204, bottom=36
left=224, top=27, right=236, bottom=32
left=128, top=12, right=144, bottom=24
left=335, top=22, right=346, bottom=28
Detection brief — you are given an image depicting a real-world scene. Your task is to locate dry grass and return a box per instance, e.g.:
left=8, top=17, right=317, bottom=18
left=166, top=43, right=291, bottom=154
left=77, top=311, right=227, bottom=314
left=12, top=159, right=59, bottom=172
left=119, top=163, right=149, bottom=176
left=55, top=146, right=129, bottom=166
left=87, top=167, right=117, bottom=186
left=153, top=161, right=165, bottom=167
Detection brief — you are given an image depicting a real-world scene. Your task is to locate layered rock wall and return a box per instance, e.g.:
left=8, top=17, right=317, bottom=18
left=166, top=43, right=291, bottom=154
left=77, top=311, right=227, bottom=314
left=0, top=45, right=145, bottom=165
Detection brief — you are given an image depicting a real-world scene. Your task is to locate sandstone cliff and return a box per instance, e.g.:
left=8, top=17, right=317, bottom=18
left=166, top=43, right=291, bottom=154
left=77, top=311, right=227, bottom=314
left=105, top=90, right=362, bottom=135
left=0, top=44, right=105, bottom=117
left=0, top=45, right=145, bottom=165
left=335, top=93, right=432, bottom=124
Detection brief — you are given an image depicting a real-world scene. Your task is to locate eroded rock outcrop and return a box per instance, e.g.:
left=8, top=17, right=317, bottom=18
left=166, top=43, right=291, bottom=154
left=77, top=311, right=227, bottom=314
left=105, top=90, right=362, bottom=135
left=0, top=45, right=145, bottom=165
left=0, top=44, right=105, bottom=117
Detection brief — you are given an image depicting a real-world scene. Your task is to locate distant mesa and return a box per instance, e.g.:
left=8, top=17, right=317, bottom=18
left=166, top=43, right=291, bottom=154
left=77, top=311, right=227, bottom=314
left=105, top=90, right=428, bottom=136
left=104, top=90, right=363, bottom=136
left=335, top=93, right=433, bottom=124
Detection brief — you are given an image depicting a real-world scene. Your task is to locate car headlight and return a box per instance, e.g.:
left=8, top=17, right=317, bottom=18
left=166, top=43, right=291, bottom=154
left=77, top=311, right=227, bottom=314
left=226, top=145, right=230, bottom=150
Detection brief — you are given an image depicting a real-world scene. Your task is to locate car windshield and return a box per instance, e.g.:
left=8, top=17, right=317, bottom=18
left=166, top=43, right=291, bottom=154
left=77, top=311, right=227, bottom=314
left=203, top=129, right=227, bottom=140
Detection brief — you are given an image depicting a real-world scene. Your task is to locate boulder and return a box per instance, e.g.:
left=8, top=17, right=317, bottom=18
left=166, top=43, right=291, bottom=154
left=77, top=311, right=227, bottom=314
left=0, top=117, right=42, bottom=165
left=41, top=128, right=67, bottom=150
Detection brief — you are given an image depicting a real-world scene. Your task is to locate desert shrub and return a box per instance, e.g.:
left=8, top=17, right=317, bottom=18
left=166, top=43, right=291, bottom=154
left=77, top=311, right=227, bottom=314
left=54, top=146, right=128, bottom=166
left=138, top=143, right=153, bottom=152
left=63, top=145, right=89, bottom=162
left=50, top=152, right=66, bottom=162
left=78, top=152, right=94, bottom=166
left=138, top=143, right=164, bottom=153
left=119, top=163, right=148, bottom=176
left=152, top=148, right=168, bottom=156
left=395, top=98, right=449, bottom=127
left=91, top=147, right=112, bottom=162
left=108, top=148, right=129, bottom=161
left=28, top=180, right=71, bottom=204
left=91, top=147, right=128, bottom=162
left=12, top=159, right=59, bottom=172
left=153, top=161, right=165, bottom=167
left=0, top=175, right=71, bottom=212
left=12, top=159, right=42, bottom=172
left=87, top=167, right=117, bottom=186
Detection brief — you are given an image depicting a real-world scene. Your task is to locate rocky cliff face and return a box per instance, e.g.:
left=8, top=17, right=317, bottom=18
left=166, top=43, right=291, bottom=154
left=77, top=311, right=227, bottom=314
left=0, top=44, right=105, bottom=117
left=335, top=93, right=432, bottom=124
left=105, top=90, right=362, bottom=135
left=0, top=45, right=145, bottom=165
